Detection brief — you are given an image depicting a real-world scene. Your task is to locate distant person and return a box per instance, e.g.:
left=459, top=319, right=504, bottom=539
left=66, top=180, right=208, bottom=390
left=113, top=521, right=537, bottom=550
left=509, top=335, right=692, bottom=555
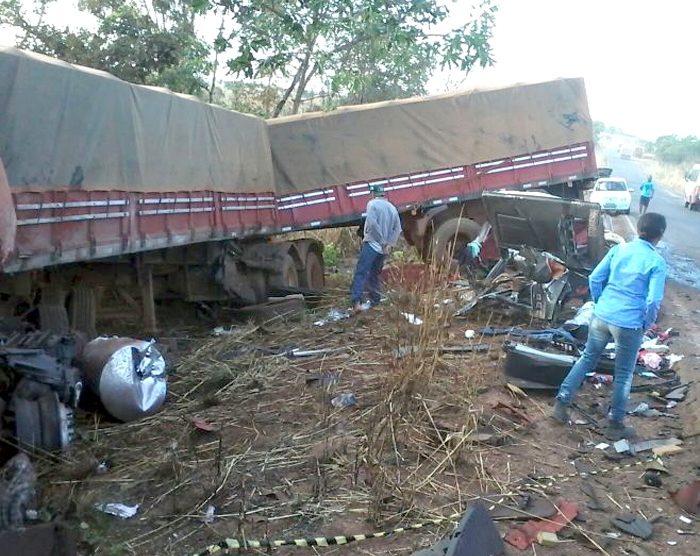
left=639, top=175, right=655, bottom=214
left=350, top=185, right=401, bottom=312
left=552, top=212, right=667, bottom=441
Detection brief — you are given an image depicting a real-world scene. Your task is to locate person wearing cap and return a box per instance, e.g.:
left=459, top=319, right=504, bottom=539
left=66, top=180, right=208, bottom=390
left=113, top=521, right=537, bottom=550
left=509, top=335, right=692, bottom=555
left=552, top=212, right=668, bottom=441
left=350, top=184, right=402, bottom=312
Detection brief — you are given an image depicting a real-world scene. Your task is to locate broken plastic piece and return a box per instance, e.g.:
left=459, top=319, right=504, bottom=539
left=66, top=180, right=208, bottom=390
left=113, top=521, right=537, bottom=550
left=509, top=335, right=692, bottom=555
left=400, top=312, right=423, bottom=325
left=504, top=498, right=578, bottom=549
left=331, top=393, right=357, bottom=409
left=611, top=513, right=653, bottom=540
left=536, top=531, right=562, bottom=545
left=95, top=503, right=139, bottom=519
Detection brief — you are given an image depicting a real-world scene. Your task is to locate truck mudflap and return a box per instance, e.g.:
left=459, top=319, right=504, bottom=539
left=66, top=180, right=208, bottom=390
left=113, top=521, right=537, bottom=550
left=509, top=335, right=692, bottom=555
left=0, top=158, right=17, bottom=266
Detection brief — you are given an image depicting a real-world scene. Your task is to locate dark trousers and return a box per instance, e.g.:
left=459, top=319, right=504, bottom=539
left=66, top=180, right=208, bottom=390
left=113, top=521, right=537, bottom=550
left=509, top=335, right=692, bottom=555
left=350, top=243, right=385, bottom=305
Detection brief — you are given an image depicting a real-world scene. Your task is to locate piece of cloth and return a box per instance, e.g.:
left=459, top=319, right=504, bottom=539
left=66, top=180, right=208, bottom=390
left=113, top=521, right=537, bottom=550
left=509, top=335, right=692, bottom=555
left=350, top=242, right=385, bottom=305
left=589, top=239, right=666, bottom=330
left=556, top=316, right=643, bottom=423
left=362, top=198, right=401, bottom=254
left=639, top=180, right=655, bottom=198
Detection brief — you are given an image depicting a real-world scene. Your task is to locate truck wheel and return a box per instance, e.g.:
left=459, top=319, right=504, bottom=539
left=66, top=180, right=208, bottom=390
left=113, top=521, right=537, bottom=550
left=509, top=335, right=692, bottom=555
left=426, top=217, right=481, bottom=263
left=302, top=251, right=325, bottom=290
left=38, top=287, right=69, bottom=334
left=68, top=286, right=97, bottom=339
left=277, top=254, right=299, bottom=288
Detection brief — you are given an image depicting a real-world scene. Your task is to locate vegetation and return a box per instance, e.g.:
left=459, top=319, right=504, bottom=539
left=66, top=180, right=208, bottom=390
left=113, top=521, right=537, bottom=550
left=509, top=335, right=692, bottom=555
left=0, top=0, right=213, bottom=96
left=1, top=0, right=498, bottom=115
left=653, top=135, right=700, bottom=166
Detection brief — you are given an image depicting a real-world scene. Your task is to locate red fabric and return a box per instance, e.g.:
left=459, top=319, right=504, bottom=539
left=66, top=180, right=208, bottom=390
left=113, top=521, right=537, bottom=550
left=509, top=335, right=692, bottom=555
left=504, top=498, right=578, bottom=550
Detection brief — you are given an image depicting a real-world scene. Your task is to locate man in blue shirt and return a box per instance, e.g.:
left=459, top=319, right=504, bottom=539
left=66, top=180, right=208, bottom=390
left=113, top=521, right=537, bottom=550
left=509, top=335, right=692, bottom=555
left=639, top=175, right=655, bottom=214
left=553, top=212, right=667, bottom=440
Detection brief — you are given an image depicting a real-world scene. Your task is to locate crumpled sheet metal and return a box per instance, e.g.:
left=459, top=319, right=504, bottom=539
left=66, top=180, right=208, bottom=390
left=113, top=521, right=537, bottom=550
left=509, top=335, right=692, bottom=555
left=80, top=337, right=167, bottom=422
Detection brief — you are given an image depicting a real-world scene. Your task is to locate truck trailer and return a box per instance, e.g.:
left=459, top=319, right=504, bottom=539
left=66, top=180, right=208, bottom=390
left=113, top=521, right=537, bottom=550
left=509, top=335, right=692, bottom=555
left=0, top=47, right=599, bottom=335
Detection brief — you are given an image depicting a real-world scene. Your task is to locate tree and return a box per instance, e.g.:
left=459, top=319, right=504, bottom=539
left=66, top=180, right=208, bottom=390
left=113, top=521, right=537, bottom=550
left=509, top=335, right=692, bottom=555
left=208, top=0, right=498, bottom=116
left=0, top=0, right=212, bottom=96
left=654, top=135, right=700, bottom=166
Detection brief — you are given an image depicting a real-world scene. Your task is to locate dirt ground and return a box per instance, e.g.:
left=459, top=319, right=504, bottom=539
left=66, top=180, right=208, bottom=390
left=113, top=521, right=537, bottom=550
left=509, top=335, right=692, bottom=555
left=31, top=262, right=699, bottom=556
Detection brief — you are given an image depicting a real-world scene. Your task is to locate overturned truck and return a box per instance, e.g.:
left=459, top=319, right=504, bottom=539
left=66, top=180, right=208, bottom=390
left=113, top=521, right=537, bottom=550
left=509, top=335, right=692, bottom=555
left=0, top=47, right=600, bottom=335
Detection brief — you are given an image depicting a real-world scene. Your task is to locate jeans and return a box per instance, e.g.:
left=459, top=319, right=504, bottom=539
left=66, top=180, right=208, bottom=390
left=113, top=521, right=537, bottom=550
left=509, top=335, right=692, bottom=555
left=350, top=242, right=385, bottom=305
left=556, top=315, right=643, bottom=423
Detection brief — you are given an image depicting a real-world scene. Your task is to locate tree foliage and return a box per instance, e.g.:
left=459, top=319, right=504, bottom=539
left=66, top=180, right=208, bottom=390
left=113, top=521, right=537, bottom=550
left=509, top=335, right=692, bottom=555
left=209, top=0, right=498, bottom=116
left=0, top=0, right=212, bottom=95
left=654, top=135, right=700, bottom=166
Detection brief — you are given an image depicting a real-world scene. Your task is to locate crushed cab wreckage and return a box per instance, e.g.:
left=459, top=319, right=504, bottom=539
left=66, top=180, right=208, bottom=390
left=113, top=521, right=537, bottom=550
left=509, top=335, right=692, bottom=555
left=457, top=191, right=620, bottom=322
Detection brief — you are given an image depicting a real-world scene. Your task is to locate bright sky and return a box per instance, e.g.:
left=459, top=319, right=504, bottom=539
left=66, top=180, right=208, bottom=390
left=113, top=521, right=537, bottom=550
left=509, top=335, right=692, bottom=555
left=1, top=0, right=698, bottom=140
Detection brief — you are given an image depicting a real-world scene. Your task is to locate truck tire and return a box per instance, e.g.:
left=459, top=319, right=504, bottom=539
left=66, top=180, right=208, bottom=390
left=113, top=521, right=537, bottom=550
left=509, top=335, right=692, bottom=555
left=271, top=254, right=299, bottom=288
left=301, top=251, right=324, bottom=290
left=426, top=217, right=481, bottom=263
left=38, top=287, right=69, bottom=334
left=68, top=286, right=97, bottom=339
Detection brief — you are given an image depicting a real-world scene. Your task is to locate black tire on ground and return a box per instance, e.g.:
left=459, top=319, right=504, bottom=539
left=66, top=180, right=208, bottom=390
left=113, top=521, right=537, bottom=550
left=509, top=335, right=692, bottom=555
left=301, top=251, right=325, bottom=290
left=68, top=286, right=97, bottom=339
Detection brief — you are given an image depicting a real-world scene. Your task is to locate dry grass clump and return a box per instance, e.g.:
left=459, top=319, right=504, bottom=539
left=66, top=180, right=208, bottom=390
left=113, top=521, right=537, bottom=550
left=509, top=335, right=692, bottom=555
left=35, top=259, right=499, bottom=555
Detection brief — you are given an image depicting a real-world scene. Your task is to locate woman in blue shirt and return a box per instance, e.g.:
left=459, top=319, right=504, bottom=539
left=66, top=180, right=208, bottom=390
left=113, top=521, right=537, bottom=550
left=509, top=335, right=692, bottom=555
left=553, top=212, right=667, bottom=440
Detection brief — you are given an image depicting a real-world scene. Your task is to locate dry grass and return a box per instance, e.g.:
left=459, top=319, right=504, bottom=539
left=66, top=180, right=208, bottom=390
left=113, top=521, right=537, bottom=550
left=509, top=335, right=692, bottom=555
left=34, top=256, right=530, bottom=555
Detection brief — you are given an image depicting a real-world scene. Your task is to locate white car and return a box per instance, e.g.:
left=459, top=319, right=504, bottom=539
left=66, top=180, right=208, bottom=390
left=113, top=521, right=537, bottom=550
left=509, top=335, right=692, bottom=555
left=589, top=177, right=632, bottom=215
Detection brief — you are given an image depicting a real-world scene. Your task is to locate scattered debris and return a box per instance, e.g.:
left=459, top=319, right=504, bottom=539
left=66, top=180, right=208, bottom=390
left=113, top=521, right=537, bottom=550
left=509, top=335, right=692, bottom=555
left=94, top=502, right=139, bottom=519
left=79, top=337, right=167, bottom=422
left=204, top=505, right=216, bottom=524
left=464, top=329, right=476, bottom=339
left=639, top=351, right=663, bottom=370
left=667, top=354, right=684, bottom=368
left=330, top=392, right=357, bottom=409
left=400, top=312, right=423, bottom=325
left=0, top=453, right=36, bottom=531
left=581, top=481, right=605, bottom=511
left=643, top=470, right=663, bottom=488
left=611, top=513, right=653, bottom=540
left=671, top=481, right=700, bottom=515
left=665, top=385, right=688, bottom=401
left=504, top=498, right=578, bottom=549
left=313, top=308, right=351, bottom=326
left=414, top=503, right=505, bottom=556
left=652, top=444, right=684, bottom=457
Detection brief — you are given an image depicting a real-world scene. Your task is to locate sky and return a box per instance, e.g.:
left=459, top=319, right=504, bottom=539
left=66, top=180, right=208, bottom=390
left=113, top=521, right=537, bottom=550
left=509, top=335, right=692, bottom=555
left=1, top=0, right=698, bottom=140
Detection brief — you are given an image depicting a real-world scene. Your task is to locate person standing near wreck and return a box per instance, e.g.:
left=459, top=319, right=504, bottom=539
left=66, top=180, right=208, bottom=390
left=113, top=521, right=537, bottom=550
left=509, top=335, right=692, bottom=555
left=350, top=184, right=402, bottom=312
left=552, top=212, right=667, bottom=441
left=639, top=175, right=655, bottom=214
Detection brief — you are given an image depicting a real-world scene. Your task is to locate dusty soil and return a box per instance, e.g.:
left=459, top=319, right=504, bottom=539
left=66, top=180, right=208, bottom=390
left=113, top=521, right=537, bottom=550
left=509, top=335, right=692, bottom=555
left=28, top=265, right=700, bottom=556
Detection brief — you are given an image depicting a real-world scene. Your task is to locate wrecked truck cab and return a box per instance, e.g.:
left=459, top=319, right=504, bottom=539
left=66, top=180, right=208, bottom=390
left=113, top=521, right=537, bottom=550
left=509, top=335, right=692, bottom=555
left=481, top=190, right=606, bottom=271
left=457, top=192, right=607, bottom=322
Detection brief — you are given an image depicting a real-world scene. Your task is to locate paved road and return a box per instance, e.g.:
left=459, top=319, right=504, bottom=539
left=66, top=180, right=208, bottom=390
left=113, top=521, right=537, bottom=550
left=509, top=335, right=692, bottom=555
left=605, top=152, right=700, bottom=287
